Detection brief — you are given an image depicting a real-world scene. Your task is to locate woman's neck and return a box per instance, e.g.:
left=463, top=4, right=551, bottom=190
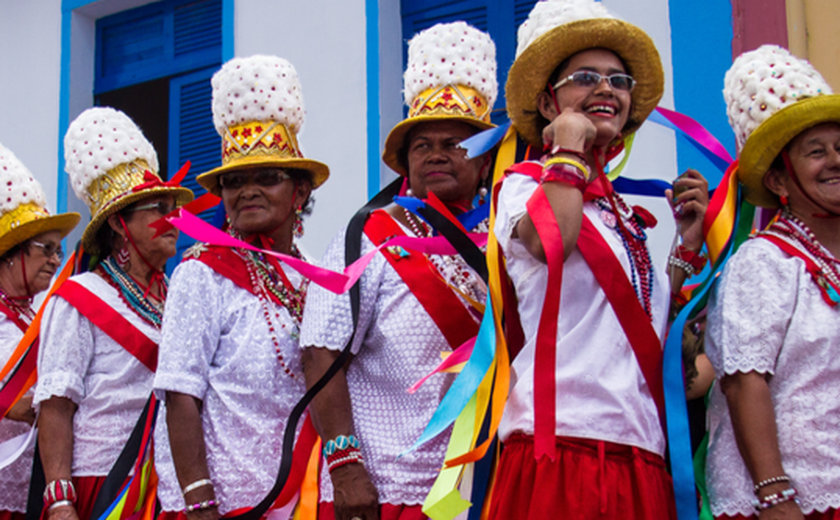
left=0, top=264, right=28, bottom=298
left=787, top=207, right=840, bottom=258
left=243, top=224, right=294, bottom=255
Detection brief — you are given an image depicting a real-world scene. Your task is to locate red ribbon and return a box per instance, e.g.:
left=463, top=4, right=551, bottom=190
left=131, top=160, right=191, bottom=193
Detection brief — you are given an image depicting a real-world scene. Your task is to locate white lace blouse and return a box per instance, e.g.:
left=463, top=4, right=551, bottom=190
left=153, top=258, right=306, bottom=514
left=0, top=314, right=31, bottom=512
left=705, top=238, right=840, bottom=516
left=299, top=216, right=483, bottom=506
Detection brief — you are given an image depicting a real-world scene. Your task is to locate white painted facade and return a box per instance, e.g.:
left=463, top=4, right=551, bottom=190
left=0, top=0, right=685, bottom=266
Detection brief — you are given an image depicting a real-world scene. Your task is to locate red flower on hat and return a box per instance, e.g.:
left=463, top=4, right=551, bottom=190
left=241, top=127, right=253, bottom=138
left=473, top=96, right=482, bottom=107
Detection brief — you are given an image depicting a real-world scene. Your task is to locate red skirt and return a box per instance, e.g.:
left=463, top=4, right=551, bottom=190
left=0, top=511, right=26, bottom=520
left=718, top=510, right=840, bottom=520
left=318, top=502, right=427, bottom=520
left=488, top=434, right=677, bottom=520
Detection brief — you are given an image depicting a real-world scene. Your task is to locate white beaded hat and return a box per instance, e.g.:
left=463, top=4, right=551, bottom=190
left=382, top=21, right=498, bottom=175
left=64, top=107, right=194, bottom=254
left=0, top=143, right=80, bottom=257
left=506, top=0, right=664, bottom=146
left=195, top=55, right=329, bottom=195
left=724, top=44, right=838, bottom=208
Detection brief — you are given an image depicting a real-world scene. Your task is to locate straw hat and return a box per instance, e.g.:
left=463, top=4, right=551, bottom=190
left=724, top=45, right=837, bottom=208
left=382, top=21, right=498, bottom=175
left=506, top=0, right=664, bottom=147
left=0, top=144, right=80, bottom=257
left=195, top=55, right=329, bottom=195
left=64, top=107, right=194, bottom=255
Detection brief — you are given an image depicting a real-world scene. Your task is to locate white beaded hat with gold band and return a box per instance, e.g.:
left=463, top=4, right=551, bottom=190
left=724, top=44, right=839, bottom=208
left=506, top=0, right=664, bottom=147
left=0, top=144, right=80, bottom=258
left=195, top=55, right=330, bottom=196
left=64, top=107, right=194, bottom=255
left=382, top=21, right=498, bottom=175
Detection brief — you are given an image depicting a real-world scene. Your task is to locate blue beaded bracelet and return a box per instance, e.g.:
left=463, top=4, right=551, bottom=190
left=323, top=435, right=360, bottom=458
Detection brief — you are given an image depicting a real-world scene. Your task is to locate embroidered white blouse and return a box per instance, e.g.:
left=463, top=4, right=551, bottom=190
left=0, top=314, right=31, bottom=512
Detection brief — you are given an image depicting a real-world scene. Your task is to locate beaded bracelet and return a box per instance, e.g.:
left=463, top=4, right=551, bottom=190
left=43, top=479, right=77, bottom=508
left=184, top=499, right=219, bottom=514
left=754, top=475, right=791, bottom=494
left=323, top=434, right=360, bottom=458
left=669, top=255, right=697, bottom=277
left=752, top=487, right=798, bottom=511
left=673, top=245, right=707, bottom=272
left=540, top=163, right=588, bottom=193
left=327, top=449, right=364, bottom=473
left=543, top=156, right=591, bottom=182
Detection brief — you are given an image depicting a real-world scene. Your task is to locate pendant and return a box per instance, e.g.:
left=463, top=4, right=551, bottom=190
left=600, top=209, right=617, bottom=229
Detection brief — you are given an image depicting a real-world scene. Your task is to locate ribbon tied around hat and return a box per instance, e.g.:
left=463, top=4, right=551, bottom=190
left=132, top=161, right=191, bottom=193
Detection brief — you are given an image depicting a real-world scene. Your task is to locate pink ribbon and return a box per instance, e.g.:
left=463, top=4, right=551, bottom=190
left=166, top=210, right=488, bottom=294
left=407, top=337, right=475, bottom=394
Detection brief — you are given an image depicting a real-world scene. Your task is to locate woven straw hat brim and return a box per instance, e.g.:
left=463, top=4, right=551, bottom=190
left=738, top=95, right=840, bottom=208
left=0, top=212, right=81, bottom=258
left=196, top=156, right=330, bottom=197
left=81, top=186, right=194, bottom=255
left=506, top=18, right=664, bottom=147
left=382, top=115, right=496, bottom=175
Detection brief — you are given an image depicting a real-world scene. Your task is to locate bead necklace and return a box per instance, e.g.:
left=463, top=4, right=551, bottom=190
left=233, top=239, right=308, bottom=378
left=766, top=210, right=840, bottom=289
left=594, top=195, right=654, bottom=318
left=99, top=256, right=166, bottom=329
left=0, top=285, right=34, bottom=325
left=402, top=208, right=487, bottom=307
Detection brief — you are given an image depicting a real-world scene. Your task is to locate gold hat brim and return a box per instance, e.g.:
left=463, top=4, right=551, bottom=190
left=738, top=95, right=840, bottom=209
left=505, top=18, right=664, bottom=147
left=196, top=156, right=330, bottom=197
left=382, top=115, right=496, bottom=175
left=0, top=212, right=81, bottom=258
left=81, top=186, right=195, bottom=255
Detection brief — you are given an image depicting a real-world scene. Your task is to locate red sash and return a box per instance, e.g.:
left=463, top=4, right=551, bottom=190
left=364, top=210, right=479, bottom=350
left=55, top=280, right=158, bottom=372
left=0, top=301, right=29, bottom=333
left=187, top=245, right=290, bottom=308
left=758, top=233, right=840, bottom=307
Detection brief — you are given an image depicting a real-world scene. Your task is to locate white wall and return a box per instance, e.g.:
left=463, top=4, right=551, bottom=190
left=234, top=0, right=369, bottom=259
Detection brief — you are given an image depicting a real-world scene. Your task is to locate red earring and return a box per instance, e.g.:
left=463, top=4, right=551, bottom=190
left=780, top=195, right=789, bottom=206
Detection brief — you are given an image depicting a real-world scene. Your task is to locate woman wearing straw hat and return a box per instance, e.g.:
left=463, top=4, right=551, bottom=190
left=705, top=45, right=840, bottom=520
left=34, top=107, right=193, bottom=520
left=488, top=0, right=708, bottom=518
left=0, top=144, right=79, bottom=520
left=153, top=55, right=327, bottom=519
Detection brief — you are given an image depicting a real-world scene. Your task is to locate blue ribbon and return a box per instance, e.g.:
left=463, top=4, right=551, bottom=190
left=458, top=121, right=511, bottom=159
left=393, top=196, right=490, bottom=232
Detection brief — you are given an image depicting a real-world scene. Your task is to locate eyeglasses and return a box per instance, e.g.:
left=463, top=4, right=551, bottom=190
left=30, top=241, right=64, bottom=262
left=219, top=170, right=290, bottom=190
left=552, top=71, right=636, bottom=92
left=126, top=201, right=177, bottom=215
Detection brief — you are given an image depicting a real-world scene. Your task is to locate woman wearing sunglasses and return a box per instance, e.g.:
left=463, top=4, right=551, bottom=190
left=0, top=144, right=79, bottom=520
left=153, top=55, right=328, bottom=519
left=34, top=107, right=193, bottom=520
left=485, top=0, right=708, bottom=518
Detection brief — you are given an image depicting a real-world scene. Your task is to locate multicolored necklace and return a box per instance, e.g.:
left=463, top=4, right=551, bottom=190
left=594, top=195, right=654, bottom=318
left=0, top=284, right=34, bottom=325
left=231, top=232, right=308, bottom=378
left=766, top=210, right=840, bottom=291
left=99, top=256, right=166, bottom=329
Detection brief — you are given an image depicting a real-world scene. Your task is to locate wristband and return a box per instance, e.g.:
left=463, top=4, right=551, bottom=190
left=327, top=449, right=364, bottom=473
left=44, top=479, right=77, bottom=509
left=674, top=245, right=707, bottom=272
left=754, top=475, right=791, bottom=494
left=540, top=163, right=588, bottom=193
left=183, top=478, right=213, bottom=496
left=543, top=156, right=591, bottom=182
left=184, top=499, right=219, bottom=514
left=752, top=487, right=798, bottom=511
left=669, top=255, right=698, bottom=277
left=48, top=500, right=74, bottom=512
left=322, top=434, right=360, bottom=458
left=549, top=146, right=588, bottom=163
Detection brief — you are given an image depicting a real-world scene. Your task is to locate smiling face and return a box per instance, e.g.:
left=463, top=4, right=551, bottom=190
left=765, top=122, right=840, bottom=215
left=23, top=230, right=62, bottom=294
left=221, top=167, right=311, bottom=239
left=538, top=48, right=633, bottom=148
left=405, top=120, right=487, bottom=205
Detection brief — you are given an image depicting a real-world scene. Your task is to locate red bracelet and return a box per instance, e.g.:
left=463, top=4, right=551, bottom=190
left=674, top=245, right=706, bottom=272
left=43, top=479, right=77, bottom=508
left=540, top=163, right=587, bottom=193
left=549, top=147, right=588, bottom=163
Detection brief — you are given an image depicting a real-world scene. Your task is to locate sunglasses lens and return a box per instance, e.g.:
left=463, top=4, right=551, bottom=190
left=254, top=171, right=283, bottom=186
left=609, top=75, right=635, bottom=91
left=156, top=202, right=175, bottom=215
left=220, top=173, right=247, bottom=190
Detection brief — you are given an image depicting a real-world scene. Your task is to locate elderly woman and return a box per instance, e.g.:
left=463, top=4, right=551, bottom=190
left=34, top=107, right=193, bottom=520
left=487, top=0, right=709, bottom=518
left=152, top=55, right=327, bottom=519
left=705, top=45, right=840, bottom=520
left=0, top=144, right=79, bottom=520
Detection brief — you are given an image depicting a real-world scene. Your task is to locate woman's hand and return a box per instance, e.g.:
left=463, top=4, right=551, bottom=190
left=331, top=463, right=380, bottom=520
left=6, top=395, right=35, bottom=425
left=542, top=110, right=597, bottom=154
left=47, top=504, right=79, bottom=520
left=665, top=169, right=709, bottom=252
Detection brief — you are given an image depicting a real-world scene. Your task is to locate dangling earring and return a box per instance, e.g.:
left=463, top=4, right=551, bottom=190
left=116, top=242, right=131, bottom=269
left=478, top=186, right=488, bottom=203
left=293, top=206, right=304, bottom=239
left=780, top=195, right=789, bottom=208
left=406, top=188, right=414, bottom=198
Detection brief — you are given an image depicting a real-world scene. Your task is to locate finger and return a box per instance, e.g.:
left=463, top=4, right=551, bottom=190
left=664, top=189, right=675, bottom=209
left=673, top=187, right=709, bottom=205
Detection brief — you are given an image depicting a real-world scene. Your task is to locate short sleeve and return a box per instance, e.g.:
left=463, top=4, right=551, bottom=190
left=494, top=173, right=539, bottom=255
left=154, top=260, right=223, bottom=400
left=299, top=225, right=384, bottom=355
left=706, top=240, right=800, bottom=376
left=34, top=296, right=95, bottom=407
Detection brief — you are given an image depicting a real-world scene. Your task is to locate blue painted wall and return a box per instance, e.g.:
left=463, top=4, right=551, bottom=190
left=668, top=0, right=734, bottom=187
